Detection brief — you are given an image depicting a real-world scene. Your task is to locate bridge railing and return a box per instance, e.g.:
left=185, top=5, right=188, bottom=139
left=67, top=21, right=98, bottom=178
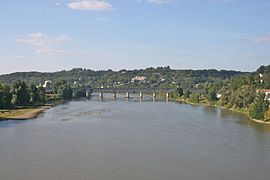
left=91, top=88, right=175, bottom=93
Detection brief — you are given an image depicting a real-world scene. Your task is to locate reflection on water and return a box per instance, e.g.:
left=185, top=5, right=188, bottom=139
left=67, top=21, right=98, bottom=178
left=0, top=98, right=270, bottom=180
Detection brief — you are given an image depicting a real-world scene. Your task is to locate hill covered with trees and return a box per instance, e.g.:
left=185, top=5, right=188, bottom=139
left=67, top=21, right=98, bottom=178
left=0, top=66, right=245, bottom=90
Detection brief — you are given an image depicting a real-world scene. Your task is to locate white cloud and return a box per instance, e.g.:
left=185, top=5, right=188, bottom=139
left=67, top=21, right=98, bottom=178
left=253, top=33, right=270, bottom=43
left=67, top=0, right=112, bottom=11
left=7, top=55, right=23, bottom=59
left=16, top=33, right=72, bottom=55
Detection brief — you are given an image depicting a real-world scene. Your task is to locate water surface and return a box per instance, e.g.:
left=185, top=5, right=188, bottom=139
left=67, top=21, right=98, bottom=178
left=0, top=97, right=270, bottom=180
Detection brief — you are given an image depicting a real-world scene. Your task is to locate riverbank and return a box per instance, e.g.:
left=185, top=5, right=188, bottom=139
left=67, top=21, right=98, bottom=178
left=0, top=106, right=51, bottom=120
left=173, top=98, right=270, bottom=125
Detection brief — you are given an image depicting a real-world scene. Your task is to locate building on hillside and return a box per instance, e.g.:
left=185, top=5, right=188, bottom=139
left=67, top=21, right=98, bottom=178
left=43, top=80, right=52, bottom=88
left=216, top=94, right=222, bottom=99
left=257, top=89, right=270, bottom=101
left=131, top=76, right=146, bottom=83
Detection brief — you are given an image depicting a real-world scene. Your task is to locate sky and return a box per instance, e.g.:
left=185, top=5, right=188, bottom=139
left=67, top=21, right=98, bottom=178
left=0, top=0, right=270, bottom=74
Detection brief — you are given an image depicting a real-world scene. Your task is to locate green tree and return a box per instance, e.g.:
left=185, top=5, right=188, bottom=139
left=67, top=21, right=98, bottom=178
left=58, top=85, right=73, bottom=99
left=189, top=93, right=200, bottom=103
left=12, top=81, right=30, bottom=106
left=37, top=87, right=46, bottom=103
left=249, top=93, right=269, bottom=121
left=175, top=87, right=184, bottom=97
left=183, top=90, right=191, bottom=99
left=29, top=84, right=39, bottom=104
left=0, top=84, right=12, bottom=109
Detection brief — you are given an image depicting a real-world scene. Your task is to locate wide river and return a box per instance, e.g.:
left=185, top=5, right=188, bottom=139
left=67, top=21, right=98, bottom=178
left=0, top=95, right=270, bottom=180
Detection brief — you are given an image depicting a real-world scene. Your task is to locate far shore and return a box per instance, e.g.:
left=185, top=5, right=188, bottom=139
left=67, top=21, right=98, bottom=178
left=0, top=106, right=51, bottom=121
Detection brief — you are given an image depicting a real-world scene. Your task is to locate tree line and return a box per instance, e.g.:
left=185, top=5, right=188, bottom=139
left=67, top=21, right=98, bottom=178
left=0, top=66, right=244, bottom=90
left=0, top=80, right=77, bottom=109
left=174, top=65, right=270, bottom=122
left=0, top=81, right=46, bottom=109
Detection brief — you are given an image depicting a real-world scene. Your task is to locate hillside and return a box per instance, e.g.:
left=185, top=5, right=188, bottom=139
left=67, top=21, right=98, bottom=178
left=0, top=67, right=245, bottom=89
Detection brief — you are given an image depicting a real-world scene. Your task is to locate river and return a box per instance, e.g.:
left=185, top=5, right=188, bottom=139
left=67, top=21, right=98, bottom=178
left=0, top=95, right=270, bottom=180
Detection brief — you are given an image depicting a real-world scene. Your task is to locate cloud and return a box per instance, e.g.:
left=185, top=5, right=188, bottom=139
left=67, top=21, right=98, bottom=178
left=67, top=0, right=112, bottom=11
left=16, top=33, right=72, bottom=55
left=7, top=55, right=23, bottom=59
left=253, top=33, right=270, bottom=43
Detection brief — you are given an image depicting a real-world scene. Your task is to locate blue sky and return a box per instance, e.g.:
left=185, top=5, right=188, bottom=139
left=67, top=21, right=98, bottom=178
left=0, top=0, right=270, bottom=74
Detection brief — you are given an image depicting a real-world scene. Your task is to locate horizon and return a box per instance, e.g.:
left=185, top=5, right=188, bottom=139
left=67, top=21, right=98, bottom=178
left=1, top=64, right=264, bottom=76
left=1, top=0, right=270, bottom=74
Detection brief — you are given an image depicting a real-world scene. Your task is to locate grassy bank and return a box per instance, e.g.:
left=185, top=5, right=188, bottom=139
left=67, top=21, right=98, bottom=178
left=0, top=106, right=51, bottom=120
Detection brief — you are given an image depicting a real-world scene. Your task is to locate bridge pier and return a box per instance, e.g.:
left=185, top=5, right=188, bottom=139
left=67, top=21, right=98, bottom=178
left=139, top=92, right=143, bottom=98
left=86, top=91, right=90, bottom=98
left=166, top=92, right=169, bottom=99
left=72, top=92, right=76, bottom=98
left=113, top=92, right=117, bottom=98
left=99, top=92, right=104, bottom=98
left=125, top=92, right=130, bottom=98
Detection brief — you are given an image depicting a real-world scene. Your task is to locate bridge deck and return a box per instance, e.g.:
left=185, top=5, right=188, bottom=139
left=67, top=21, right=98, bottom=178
left=92, top=88, right=175, bottom=93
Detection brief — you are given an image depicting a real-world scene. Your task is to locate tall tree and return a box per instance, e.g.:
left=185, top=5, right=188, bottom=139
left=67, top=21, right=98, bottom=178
left=13, top=81, right=30, bottom=106
left=37, top=87, right=46, bottom=103
left=29, top=84, right=39, bottom=104
left=0, top=84, right=12, bottom=109
left=175, top=87, right=184, bottom=97
left=249, top=93, right=269, bottom=121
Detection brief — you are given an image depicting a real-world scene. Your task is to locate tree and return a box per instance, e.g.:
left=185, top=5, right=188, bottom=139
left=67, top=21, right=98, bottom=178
left=0, top=84, right=12, bottom=109
left=53, top=80, right=68, bottom=94
left=189, top=93, right=200, bottom=103
left=12, top=81, right=30, bottom=106
left=37, top=87, right=46, bottom=103
left=175, top=87, right=184, bottom=97
left=249, top=93, right=269, bottom=121
left=58, top=85, right=73, bottom=99
left=207, top=89, right=217, bottom=104
left=29, top=84, right=39, bottom=104
left=183, top=90, right=191, bottom=99
left=265, top=108, right=270, bottom=122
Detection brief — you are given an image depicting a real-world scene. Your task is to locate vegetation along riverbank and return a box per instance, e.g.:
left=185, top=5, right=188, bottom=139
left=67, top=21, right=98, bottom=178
left=0, top=65, right=269, bottom=122
left=171, top=65, right=270, bottom=124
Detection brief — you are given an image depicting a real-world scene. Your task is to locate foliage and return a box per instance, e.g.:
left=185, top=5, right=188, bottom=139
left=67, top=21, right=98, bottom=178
left=0, top=84, right=12, bottom=108
left=58, top=85, right=73, bottom=100
left=12, top=80, right=30, bottom=106
left=175, top=87, right=184, bottom=97
left=249, top=93, right=269, bottom=121
left=264, top=109, right=270, bottom=122
left=183, top=90, right=191, bottom=99
left=0, top=67, right=245, bottom=89
left=29, top=84, right=39, bottom=104
left=189, top=93, right=200, bottom=103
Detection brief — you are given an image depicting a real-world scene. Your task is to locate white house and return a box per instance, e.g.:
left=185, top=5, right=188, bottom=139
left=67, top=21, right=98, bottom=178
left=131, top=76, right=146, bottom=83
left=257, top=89, right=270, bottom=101
left=43, top=80, right=52, bottom=88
